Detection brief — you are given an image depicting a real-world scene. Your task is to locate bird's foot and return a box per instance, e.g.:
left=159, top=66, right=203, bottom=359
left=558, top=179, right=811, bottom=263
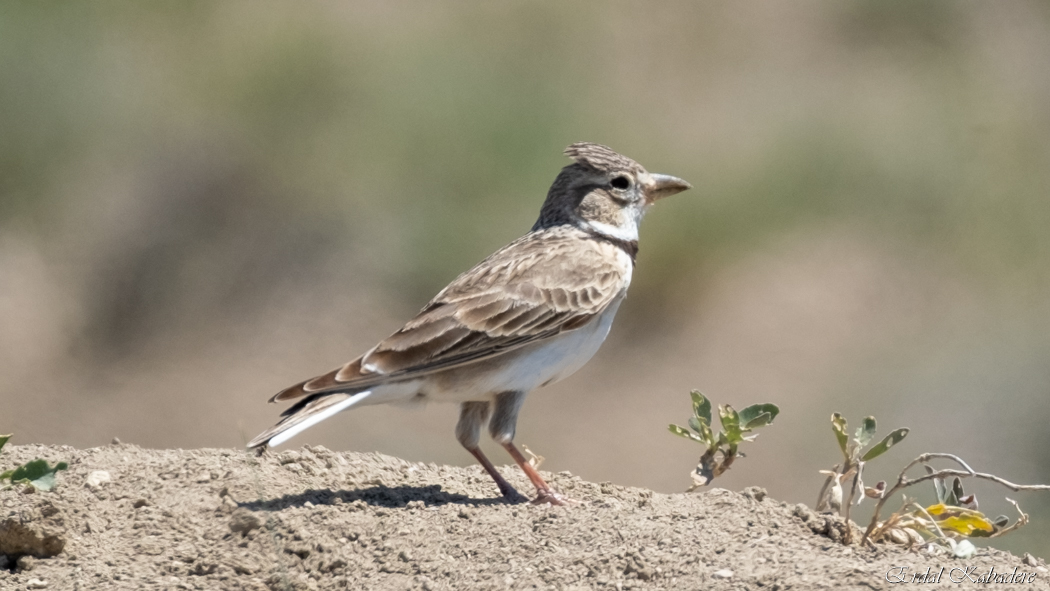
left=530, top=488, right=576, bottom=506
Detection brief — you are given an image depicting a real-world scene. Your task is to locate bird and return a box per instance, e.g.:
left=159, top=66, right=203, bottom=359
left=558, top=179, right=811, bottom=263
left=248, top=142, right=691, bottom=505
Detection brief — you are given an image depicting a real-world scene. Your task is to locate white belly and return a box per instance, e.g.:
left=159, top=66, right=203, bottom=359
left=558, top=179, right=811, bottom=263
left=417, top=297, right=624, bottom=402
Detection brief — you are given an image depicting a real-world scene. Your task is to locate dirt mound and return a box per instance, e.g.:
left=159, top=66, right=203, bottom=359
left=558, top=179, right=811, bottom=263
left=1, top=444, right=1046, bottom=590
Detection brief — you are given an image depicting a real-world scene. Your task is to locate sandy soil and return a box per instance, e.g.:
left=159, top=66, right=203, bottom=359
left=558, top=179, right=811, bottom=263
left=2, top=443, right=1047, bottom=591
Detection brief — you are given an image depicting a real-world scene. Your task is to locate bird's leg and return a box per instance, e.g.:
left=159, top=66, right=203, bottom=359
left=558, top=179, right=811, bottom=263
left=501, top=442, right=571, bottom=506
left=491, top=391, right=571, bottom=506
left=467, top=447, right=525, bottom=502
left=456, top=401, right=526, bottom=502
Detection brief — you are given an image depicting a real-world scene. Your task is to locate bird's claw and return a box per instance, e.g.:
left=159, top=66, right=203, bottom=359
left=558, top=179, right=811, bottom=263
left=530, top=488, right=576, bottom=506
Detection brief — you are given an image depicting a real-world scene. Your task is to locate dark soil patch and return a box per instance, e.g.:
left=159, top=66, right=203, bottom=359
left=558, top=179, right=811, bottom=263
left=1, top=443, right=1047, bottom=590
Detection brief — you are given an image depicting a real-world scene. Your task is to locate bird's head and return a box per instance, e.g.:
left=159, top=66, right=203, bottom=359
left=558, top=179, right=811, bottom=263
left=534, top=142, right=691, bottom=242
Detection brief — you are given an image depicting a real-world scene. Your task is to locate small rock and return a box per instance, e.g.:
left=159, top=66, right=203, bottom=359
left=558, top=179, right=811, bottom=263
left=278, top=451, right=301, bottom=465
left=194, top=471, right=212, bottom=483
left=18, top=555, right=38, bottom=571
left=1023, top=553, right=1040, bottom=567
left=111, top=437, right=121, bottom=445
left=26, top=579, right=48, bottom=589
left=86, top=470, right=111, bottom=488
left=0, top=520, right=65, bottom=559
left=742, top=486, right=767, bottom=502
left=133, top=498, right=149, bottom=509
left=228, top=509, right=263, bottom=535
left=712, top=569, right=733, bottom=580
left=192, top=562, right=218, bottom=576
left=791, top=503, right=814, bottom=522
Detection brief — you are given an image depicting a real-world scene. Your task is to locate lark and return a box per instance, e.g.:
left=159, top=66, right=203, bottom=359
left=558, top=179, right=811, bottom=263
left=249, top=142, right=690, bottom=504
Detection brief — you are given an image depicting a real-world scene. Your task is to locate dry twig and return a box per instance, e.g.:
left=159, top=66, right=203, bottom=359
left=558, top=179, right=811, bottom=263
left=862, top=453, right=1050, bottom=545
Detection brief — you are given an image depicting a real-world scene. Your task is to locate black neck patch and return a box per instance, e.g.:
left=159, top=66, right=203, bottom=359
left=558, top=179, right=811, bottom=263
left=586, top=231, right=638, bottom=263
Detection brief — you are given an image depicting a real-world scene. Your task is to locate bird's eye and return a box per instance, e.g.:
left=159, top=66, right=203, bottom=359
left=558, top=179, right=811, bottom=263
left=610, top=176, right=631, bottom=190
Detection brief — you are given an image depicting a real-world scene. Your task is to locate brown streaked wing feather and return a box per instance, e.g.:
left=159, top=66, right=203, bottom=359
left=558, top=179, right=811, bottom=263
left=270, top=227, right=628, bottom=403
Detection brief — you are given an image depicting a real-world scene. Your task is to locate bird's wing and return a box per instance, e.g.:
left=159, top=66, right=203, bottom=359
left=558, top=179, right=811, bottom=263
left=270, top=228, right=629, bottom=402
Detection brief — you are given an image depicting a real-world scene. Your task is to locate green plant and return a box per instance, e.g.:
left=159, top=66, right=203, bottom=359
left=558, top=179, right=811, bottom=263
left=815, top=414, right=909, bottom=544
left=813, top=415, right=1050, bottom=551
left=669, top=391, right=779, bottom=490
left=0, top=433, right=68, bottom=492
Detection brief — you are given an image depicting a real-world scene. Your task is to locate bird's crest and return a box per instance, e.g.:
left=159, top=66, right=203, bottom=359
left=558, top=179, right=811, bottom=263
left=564, top=142, right=640, bottom=173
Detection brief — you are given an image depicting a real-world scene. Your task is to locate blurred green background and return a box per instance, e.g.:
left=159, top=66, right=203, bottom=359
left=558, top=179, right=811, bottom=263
left=2, top=1, right=1049, bottom=556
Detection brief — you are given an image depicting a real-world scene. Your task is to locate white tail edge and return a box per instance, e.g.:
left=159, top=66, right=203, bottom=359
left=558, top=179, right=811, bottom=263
left=267, top=391, right=372, bottom=447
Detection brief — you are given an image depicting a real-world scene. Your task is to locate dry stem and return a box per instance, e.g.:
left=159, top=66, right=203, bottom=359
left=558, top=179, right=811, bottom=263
left=862, top=453, right=1050, bottom=545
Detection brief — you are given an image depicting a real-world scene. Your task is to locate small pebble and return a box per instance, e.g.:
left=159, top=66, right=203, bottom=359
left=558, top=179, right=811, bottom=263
left=278, top=451, right=301, bottom=465
left=86, top=471, right=111, bottom=488
left=229, top=508, right=263, bottom=535
left=712, top=569, right=733, bottom=579
left=27, top=579, right=48, bottom=589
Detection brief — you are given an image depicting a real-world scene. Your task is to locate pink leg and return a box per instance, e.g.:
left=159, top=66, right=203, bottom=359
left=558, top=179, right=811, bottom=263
left=467, top=446, right=527, bottom=503
left=502, top=442, right=572, bottom=506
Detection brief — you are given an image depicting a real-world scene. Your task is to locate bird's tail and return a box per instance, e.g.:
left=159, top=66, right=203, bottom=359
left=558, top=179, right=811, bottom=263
left=247, top=390, right=372, bottom=449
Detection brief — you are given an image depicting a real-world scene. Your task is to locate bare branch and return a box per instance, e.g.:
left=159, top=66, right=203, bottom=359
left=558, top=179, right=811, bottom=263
left=986, top=497, right=1029, bottom=539
left=842, top=463, right=864, bottom=544
left=861, top=453, right=1050, bottom=545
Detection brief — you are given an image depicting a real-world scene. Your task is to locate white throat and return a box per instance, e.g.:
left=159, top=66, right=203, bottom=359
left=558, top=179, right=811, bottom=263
left=578, top=205, right=643, bottom=243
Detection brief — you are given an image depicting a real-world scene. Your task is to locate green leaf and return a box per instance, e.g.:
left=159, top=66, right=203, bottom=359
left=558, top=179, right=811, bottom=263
left=717, top=430, right=729, bottom=447
left=719, top=404, right=742, bottom=443
left=861, top=428, right=909, bottom=461
left=697, top=420, right=716, bottom=449
left=688, top=416, right=703, bottom=434
left=0, top=469, right=12, bottom=480
left=831, top=413, right=849, bottom=461
left=855, top=417, right=876, bottom=449
left=8, top=460, right=68, bottom=492
left=690, top=391, right=712, bottom=425
left=741, top=412, right=772, bottom=430
left=949, top=477, right=966, bottom=508
left=669, top=424, right=706, bottom=444
left=739, top=404, right=780, bottom=429
left=931, top=472, right=949, bottom=505
left=0, top=434, right=11, bottom=453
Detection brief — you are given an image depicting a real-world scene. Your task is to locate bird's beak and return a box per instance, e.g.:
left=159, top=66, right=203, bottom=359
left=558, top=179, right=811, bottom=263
left=645, top=173, right=692, bottom=204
